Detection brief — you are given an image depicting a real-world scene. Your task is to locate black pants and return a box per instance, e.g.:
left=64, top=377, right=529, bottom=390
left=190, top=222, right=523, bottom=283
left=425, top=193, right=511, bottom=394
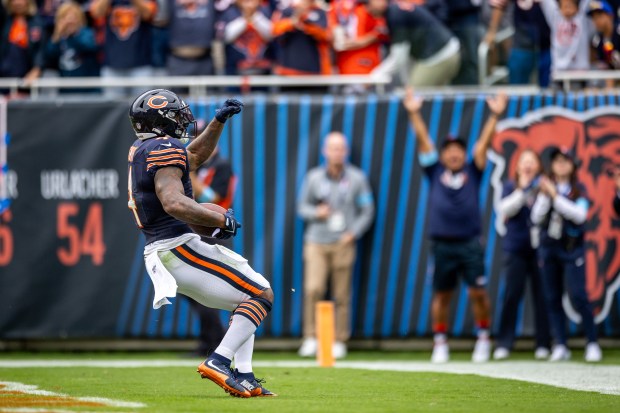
left=538, top=243, right=597, bottom=345
left=496, top=250, right=551, bottom=350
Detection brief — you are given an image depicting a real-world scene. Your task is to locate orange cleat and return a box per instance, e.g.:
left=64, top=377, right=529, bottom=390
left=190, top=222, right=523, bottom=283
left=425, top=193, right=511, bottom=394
left=197, top=359, right=251, bottom=398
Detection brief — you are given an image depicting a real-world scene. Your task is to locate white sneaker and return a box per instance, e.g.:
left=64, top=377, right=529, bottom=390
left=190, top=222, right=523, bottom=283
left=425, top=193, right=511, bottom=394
left=549, top=344, right=571, bottom=362
left=534, top=347, right=550, bottom=360
left=584, top=342, right=602, bottom=362
left=431, top=342, right=450, bottom=363
left=333, top=341, right=347, bottom=359
left=493, top=347, right=510, bottom=360
left=472, top=338, right=491, bottom=363
left=298, top=338, right=317, bottom=357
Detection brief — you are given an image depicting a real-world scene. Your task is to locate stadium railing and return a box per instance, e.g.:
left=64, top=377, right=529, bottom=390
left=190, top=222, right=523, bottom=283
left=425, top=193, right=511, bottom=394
left=0, top=74, right=393, bottom=98
left=553, top=70, right=620, bottom=91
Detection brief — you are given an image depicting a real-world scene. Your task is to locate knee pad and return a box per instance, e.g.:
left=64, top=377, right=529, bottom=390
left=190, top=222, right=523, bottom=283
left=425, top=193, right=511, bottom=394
left=233, top=297, right=272, bottom=328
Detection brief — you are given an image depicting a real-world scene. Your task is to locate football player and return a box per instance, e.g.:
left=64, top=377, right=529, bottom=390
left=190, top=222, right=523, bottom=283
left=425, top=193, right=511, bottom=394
left=127, top=89, right=276, bottom=397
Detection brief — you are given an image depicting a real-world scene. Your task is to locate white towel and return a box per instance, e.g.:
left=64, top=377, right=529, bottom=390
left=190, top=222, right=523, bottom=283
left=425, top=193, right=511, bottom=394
left=143, top=233, right=200, bottom=309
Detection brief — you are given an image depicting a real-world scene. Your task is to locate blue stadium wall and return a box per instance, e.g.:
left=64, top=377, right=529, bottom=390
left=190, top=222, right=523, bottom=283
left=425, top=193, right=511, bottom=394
left=1, top=92, right=619, bottom=340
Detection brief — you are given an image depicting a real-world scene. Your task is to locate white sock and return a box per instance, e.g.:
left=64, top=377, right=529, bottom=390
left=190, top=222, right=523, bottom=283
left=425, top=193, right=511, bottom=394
left=214, top=315, right=256, bottom=361
left=234, top=334, right=255, bottom=374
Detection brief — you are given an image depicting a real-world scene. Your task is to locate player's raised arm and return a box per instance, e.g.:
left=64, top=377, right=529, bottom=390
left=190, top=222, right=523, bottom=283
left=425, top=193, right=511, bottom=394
left=186, top=99, right=244, bottom=171
left=473, top=92, right=507, bottom=170
left=403, top=88, right=434, bottom=154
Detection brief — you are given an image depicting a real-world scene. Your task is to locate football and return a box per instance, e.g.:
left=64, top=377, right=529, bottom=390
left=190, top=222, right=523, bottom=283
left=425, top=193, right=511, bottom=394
left=188, top=203, right=227, bottom=238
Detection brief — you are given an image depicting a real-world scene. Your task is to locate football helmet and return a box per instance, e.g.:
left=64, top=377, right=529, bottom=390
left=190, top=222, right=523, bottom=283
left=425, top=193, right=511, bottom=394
left=129, top=89, right=196, bottom=140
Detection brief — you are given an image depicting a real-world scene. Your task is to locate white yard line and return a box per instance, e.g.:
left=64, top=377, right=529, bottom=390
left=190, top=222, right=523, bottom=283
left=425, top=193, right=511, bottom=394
left=0, top=359, right=619, bottom=396
left=0, top=381, right=146, bottom=408
left=0, top=410, right=135, bottom=413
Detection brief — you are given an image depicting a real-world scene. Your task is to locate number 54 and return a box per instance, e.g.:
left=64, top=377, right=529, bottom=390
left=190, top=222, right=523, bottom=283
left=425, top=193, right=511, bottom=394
left=57, top=202, right=106, bottom=266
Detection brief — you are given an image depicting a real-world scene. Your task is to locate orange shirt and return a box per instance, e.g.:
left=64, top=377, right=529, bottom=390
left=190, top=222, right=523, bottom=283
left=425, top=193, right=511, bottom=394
left=329, top=4, right=389, bottom=75
left=9, top=17, right=29, bottom=49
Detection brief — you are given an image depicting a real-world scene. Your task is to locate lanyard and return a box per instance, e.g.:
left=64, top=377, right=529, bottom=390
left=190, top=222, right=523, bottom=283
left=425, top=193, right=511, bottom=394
left=318, top=170, right=349, bottom=207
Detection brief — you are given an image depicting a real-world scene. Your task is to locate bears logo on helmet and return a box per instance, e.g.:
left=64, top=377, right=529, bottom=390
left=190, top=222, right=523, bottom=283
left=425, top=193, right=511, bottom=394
left=129, top=89, right=196, bottom=141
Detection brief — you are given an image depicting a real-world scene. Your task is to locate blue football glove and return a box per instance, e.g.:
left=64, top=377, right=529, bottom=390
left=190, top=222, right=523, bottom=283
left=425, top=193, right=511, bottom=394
left=215, top=99, right=244, bottom=123
left=216, top=208, right=241, bottom=239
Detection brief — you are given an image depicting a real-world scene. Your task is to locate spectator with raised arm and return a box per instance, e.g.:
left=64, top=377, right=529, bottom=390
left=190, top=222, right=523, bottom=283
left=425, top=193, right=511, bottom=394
left=403, top=88, right=508, bottom=363
left=486, top=0, right=552, bottom=87
left=540, top=0, right=592, bottom=89
left=90, top=0, right=157, bottom=97
left=531, top=147, right=601, bottom=362
left=494, top=149, right=551, bottom=361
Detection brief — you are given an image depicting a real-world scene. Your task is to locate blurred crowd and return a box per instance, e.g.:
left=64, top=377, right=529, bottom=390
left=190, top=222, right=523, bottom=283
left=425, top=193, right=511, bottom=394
left=2, top=0, right=620, bottom=95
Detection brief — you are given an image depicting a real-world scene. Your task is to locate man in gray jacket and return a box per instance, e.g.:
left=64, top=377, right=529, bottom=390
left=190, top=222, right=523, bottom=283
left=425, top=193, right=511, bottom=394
left=297, top=132, right=374, bottom=359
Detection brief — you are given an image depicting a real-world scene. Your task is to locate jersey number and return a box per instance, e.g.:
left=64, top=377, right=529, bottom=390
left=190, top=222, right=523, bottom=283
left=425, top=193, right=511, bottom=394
left=57, top=202, right=106, bottom=266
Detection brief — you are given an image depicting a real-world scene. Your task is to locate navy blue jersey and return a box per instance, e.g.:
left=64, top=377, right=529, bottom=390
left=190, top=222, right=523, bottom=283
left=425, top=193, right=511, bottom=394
left=128, top=137, right=193, bottom=244
left=272, top=6, right=331, bottom=75
left=168, top=0, right=216, bottom=49
left=103, top=0, right=154, bottom=68
left=216, top=4, right=273, bottom=75
left=424, top=159, right=483, bottom=240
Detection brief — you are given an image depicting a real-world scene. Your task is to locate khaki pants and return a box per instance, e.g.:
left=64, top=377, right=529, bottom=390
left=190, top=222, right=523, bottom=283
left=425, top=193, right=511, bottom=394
left=302, top=241, right=356, bottom=342
left=411, top=40, right=461, bottom=87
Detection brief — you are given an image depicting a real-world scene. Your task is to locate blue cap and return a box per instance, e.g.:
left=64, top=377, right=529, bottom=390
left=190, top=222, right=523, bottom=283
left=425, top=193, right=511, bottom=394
left=440, top=135, right=467, bottom=151
left=588, top=0, right=614, bottom=16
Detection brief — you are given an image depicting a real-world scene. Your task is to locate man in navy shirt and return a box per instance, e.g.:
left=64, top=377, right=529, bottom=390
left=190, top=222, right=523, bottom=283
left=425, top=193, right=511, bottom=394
left=403, top=88, right=508, bottom=363
left=165, top=0, right=217, bottom=77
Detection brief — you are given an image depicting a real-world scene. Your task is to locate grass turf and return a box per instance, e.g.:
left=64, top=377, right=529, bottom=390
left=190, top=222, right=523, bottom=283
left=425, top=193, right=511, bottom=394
left=1, top=351, right=619, bottom=413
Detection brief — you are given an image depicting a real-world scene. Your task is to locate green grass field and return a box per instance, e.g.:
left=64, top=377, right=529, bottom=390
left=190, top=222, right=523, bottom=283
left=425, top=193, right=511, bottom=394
left=1, top=350, right=619, bottom=413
